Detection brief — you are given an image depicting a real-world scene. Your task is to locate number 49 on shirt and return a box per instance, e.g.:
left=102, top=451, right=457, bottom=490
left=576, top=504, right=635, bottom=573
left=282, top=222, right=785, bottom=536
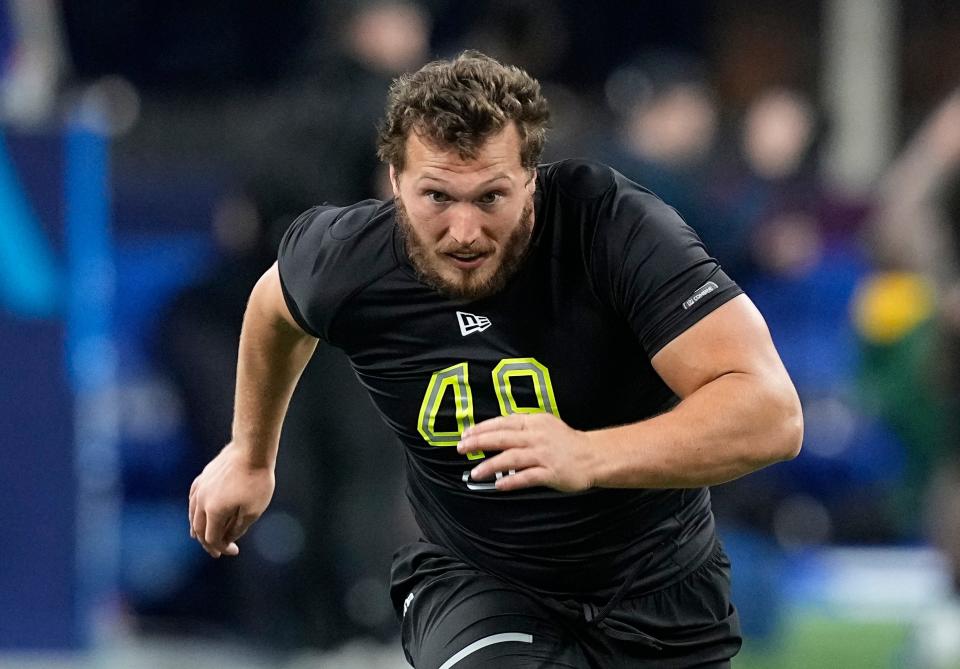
left=417, top=357, right=560, bottom=461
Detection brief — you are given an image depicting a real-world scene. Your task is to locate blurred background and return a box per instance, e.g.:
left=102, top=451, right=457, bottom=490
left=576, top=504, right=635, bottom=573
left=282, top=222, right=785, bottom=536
left=2, top=0, right=960, bottom=667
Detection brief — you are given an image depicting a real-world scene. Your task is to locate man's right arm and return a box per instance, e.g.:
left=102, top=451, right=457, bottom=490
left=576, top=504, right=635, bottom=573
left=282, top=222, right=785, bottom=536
left=188, top=262, right=318, bottom=558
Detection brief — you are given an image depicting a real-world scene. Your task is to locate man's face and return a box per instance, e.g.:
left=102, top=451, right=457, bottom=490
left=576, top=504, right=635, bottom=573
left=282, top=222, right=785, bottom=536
left=391, top=123, right=536, bottom=301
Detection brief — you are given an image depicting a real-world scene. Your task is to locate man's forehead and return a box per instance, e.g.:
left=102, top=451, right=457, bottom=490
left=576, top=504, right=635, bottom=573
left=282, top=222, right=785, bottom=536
left=402, top=124, right=525, bottom=178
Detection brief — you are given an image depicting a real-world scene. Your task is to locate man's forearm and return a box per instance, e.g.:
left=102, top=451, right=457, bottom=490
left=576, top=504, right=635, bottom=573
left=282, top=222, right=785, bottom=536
left=230, top=268, right=318, bottom=468
left=587, top=371, right=803, bottom=489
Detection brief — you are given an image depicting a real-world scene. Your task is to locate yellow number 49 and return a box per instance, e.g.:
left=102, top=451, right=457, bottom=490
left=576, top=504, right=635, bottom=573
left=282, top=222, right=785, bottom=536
left=417, top=357, right=560, bottom=461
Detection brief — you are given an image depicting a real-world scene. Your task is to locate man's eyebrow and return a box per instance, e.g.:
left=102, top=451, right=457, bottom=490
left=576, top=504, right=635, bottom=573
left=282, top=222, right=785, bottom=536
left=416, top=173, right=513, bottom=186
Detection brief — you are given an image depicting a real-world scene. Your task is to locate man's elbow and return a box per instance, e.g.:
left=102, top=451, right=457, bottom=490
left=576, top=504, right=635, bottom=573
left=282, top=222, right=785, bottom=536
left=770, top=383, right=803, bottom=462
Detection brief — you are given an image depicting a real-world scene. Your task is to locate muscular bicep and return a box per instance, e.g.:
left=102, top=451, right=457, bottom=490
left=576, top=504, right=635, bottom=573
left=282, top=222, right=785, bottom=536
left=650, top=294, right=792, bottom=400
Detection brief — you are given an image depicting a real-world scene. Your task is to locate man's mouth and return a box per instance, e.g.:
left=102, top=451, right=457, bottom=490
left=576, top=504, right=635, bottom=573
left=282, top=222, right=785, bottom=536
left=444, top=250, right=490, bottom=269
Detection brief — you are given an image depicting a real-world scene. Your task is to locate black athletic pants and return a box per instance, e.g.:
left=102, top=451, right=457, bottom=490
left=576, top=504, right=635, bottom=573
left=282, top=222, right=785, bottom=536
left=390, top=540, right=742, bottom=668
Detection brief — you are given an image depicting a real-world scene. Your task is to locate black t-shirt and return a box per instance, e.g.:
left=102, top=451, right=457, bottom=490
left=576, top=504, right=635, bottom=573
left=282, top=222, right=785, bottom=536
left=278, top=159, right=742, bottom=600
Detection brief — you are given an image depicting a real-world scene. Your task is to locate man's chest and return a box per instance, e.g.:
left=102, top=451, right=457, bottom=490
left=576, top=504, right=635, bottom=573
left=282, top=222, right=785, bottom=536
left=332, top=271, right=668, bottom=452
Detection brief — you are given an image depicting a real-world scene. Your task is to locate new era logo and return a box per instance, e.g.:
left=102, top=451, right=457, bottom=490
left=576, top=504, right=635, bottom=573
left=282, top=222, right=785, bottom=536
left=457, top=311, right=491, bottom=336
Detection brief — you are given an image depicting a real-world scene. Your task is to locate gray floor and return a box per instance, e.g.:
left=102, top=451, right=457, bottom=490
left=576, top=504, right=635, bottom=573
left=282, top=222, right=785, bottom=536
left=0, top=637, right=410, bottom=669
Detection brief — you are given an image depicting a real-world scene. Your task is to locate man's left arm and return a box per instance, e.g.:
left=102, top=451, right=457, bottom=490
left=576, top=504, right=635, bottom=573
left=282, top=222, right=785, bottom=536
left=458, top=294, right=803, bottom=491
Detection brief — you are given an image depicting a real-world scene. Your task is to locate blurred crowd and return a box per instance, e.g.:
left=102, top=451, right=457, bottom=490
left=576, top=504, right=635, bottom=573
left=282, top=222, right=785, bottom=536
left=4, top=0, right=960, bottom=655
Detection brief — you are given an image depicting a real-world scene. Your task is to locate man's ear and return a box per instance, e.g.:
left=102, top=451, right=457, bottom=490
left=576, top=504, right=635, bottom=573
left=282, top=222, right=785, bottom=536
left=389, top=165, right=400, bottom=197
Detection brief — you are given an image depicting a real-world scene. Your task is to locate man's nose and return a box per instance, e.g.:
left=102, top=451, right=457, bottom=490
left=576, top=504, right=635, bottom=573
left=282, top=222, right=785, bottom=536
left=447, top=204, right=482, bottom=246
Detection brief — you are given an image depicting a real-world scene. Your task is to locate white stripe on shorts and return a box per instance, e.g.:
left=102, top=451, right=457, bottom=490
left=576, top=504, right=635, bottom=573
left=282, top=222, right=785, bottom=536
left=438, top=632, right=534, bottom=669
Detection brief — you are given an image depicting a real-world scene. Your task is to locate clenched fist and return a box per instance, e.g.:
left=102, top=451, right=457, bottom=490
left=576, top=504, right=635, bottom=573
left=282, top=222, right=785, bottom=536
left=188, top=443, right=276, bottom=558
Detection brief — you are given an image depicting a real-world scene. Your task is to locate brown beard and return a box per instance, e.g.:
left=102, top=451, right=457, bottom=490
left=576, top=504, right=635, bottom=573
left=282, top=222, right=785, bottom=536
left=395, top=195, right=534, bottom=301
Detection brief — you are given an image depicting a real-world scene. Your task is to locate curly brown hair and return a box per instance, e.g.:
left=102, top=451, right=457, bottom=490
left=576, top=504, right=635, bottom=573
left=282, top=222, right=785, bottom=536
left=376, top=50, right=550, bottom=171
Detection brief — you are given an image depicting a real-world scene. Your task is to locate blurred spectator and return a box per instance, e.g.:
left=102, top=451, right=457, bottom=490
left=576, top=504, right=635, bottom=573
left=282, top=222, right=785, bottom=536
left=707, top=87, right=830, bottom=280
left=867, top=89, right=960, bottom=577
left=0, top=0, right=67, bottom=126
left=451, top=0, right=569, bottom=76
left=870, top=90, right=960, bottom=286
left=237, top=0, right=432, bottom=217
left=598, top=51, right=718, bottom=251
left=711, top=87, right=902, bottom=547
left=343, top=1, right=430, bottom=75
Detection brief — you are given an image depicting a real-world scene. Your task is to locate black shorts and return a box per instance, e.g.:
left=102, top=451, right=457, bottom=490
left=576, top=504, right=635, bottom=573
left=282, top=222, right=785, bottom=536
left=390, top=540, right=742, bottom=668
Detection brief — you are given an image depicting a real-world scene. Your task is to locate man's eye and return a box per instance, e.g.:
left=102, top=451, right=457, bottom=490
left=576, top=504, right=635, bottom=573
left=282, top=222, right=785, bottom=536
left=427, top=191, right=450, bottom=203
left=477, top=192, right=503, bottom=205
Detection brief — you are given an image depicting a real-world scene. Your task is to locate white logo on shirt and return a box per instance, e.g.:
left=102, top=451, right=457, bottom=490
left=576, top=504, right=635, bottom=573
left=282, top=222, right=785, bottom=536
left=457, top=311, right=492, bottom=336
left=682, top=281, right=718, bottom=310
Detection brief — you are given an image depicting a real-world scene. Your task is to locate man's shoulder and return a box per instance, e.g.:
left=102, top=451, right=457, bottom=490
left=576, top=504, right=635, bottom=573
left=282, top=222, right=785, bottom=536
left=537, top=158, right=671, bottom=234
left=539, top=158, right=617, bottom=200
left=282, top=199, right=397, bottom=267
left=277, top=198, right=399, bottom=341
left=539, top=158, right=663, bottom=211
left=295, top=198, right=394, bottom=242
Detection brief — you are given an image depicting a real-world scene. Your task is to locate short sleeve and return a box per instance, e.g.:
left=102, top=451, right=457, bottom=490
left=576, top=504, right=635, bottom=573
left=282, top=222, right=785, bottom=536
left=276, top=205, right=336, bottom=340
left=592, top=175, right=743, bottom=357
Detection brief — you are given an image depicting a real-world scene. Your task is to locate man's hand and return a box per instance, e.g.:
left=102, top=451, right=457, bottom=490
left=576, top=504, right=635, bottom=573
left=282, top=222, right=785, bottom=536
left=188, top=443, right=275, bottom=558
left=456, top=413, right=595, bottom=493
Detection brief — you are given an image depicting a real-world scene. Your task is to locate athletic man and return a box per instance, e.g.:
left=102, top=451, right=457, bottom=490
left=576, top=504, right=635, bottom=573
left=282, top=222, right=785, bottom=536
left=188, top=51, right=803, bottom=667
